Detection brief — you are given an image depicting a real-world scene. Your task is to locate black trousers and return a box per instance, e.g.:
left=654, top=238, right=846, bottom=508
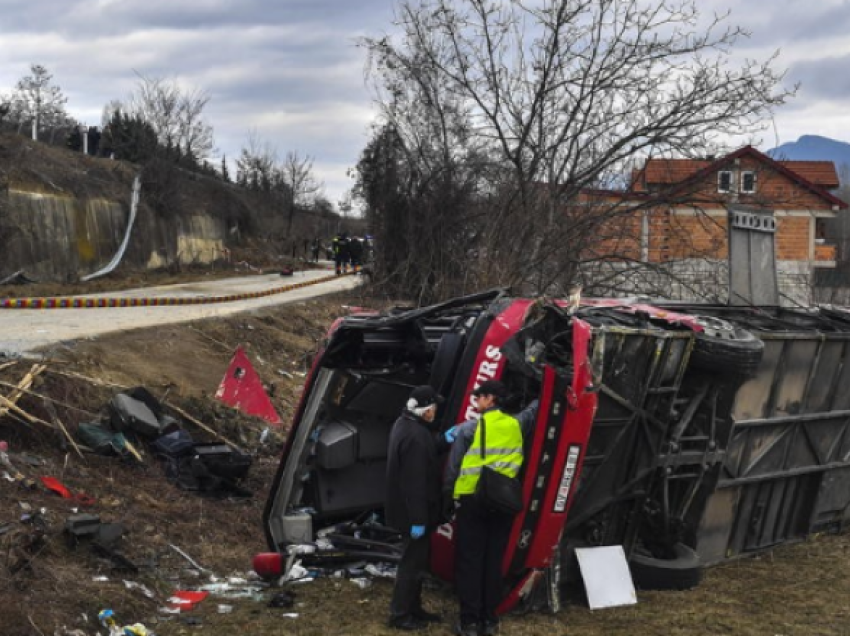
left=389, top=534, right=430, bottom=620
left=454, top=495, right=514, bottom=625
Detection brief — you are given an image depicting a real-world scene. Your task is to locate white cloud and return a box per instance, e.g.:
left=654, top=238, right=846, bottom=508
left=3, top=0, right=850, bottom=205
left=0, top=0, right=396, bottom=205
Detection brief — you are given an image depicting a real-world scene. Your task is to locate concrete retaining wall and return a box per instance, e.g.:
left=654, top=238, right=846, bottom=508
left=0, top=188, right=226, bottom=281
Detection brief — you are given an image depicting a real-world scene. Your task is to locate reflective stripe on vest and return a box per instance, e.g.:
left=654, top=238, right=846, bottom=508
left=454, top=409, right=523, bottom=498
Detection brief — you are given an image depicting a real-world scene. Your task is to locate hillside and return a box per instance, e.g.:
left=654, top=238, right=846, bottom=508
left=0, top=132, right=343, bottom=283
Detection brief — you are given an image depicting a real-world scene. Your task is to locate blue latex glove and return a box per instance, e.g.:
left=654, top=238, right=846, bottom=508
left=411, top=524, right=426, bottom=539
left=444, top=426, right=458, bottom=443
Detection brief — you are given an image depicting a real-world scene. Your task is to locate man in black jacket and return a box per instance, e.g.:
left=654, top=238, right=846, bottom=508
left=385, top=385, right=454, bottom=631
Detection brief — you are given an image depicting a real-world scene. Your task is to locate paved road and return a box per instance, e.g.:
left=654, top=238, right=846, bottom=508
left=0, top=269, right=359, bottom=357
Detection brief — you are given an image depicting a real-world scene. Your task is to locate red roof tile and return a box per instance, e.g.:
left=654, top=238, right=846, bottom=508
left=641, top=157, right=839, bottom=189
left=642, top=159, right=711, bottom=185
left=780, top=161, right=839, bottom=188
left=633, top=147, right=846, bottom=209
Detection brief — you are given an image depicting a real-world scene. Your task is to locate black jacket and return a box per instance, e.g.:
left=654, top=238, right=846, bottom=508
left=385, top=411, right=447, bottom=532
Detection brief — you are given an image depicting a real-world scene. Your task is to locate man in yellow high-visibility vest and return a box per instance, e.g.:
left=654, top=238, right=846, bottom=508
left=444, top=380, right=537, bottom=636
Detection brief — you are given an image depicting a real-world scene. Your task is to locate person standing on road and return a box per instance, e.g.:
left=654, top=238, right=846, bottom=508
left=332, top=232, right=350, bottom=275
left=444, top=380, right=536, bottom=636
left=348, top=236, right=364, bottom=273
left=385, top=385, right=455, bottom=631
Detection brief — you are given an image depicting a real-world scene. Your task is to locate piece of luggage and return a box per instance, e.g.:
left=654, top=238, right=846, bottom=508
left=192, top=443, right=253, bottom=480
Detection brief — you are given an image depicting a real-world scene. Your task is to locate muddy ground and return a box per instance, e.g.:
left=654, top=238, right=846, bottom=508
left=1, top=287, right=849, bottom=636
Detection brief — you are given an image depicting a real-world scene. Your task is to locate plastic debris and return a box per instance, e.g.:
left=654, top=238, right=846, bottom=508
left=168, top=544, right=211, bottom=574
left=98, top=609, right=151, bottom=636
left=350, top=578, right=372, bottom=589
left=197, top=579, right=266, bottom=600
left=167, top=591, right=209, bottom=612
left=282, top=563, right=310, bottom=583
left=123, top=580, right=156, bottom=599
left=365, top=563, right=397, bottom=579
left=217, top=604, right=233, bottom=614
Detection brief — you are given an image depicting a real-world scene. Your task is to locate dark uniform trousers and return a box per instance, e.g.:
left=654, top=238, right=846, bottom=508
left=389, top=534, right=431, bottom=620
left=454, top=495, right=514, bottom=625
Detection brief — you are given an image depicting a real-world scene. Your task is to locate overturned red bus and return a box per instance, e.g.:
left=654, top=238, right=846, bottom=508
left=257, top=289, right=850, bottom=613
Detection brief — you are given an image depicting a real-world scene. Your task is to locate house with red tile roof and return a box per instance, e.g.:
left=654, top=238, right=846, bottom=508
left=581, top=146, right=846, bottom=304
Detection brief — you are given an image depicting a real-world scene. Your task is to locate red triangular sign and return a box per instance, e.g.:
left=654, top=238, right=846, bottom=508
left=215, top=347, right=282, bottom=426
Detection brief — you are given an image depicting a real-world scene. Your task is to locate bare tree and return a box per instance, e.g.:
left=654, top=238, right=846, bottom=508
left=11, top=64, right=70, bottom=142
left=236, top=130, right=278, bottom=191
left=123, top=73, right=215, bottom=161
left=359, top=0, right=794, bottom=300
left=280, top=151, right=320, bottom=233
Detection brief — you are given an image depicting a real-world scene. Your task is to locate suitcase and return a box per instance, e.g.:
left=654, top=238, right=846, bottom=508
left=192, top=443, right=252, bottom=480
left=109, top=393, right=162, bottom=438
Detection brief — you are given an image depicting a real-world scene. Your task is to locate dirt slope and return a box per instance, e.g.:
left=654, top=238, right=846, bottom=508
left=1, top=290, right=849, bottom=636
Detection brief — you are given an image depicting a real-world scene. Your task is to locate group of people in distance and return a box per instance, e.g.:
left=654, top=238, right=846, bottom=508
left=385, top=381, right=538, bottom=636
left=327, top=232, right=369, bottom=275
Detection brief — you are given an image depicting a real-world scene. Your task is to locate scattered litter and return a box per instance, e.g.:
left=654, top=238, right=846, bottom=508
left=282, top=562, right=310, bottom=583
left=350, top=578, right=372, bottom=590
left=1, top=441, right=37, bottom=488
left=97, top=609, right=152, bottom=636
left=167, top=590, right=209, bottom=612
left=92, top=575, right=110, bottom=582
left=217, top=604, right=233, bottom=614
left=124, top=579, right=156, bottom=599
left=198, top=580, right=266, bottom=600
left=282, top=613, right=299, bottom=618
left=215, top=347, right=282, bottom=426
left=40, top=476, right=95, bottom=506
left=168, top=544, right=211, bottom=574
left=0, top=269, right=38, bottom=285
left=365, top=563, right=397, bottom=579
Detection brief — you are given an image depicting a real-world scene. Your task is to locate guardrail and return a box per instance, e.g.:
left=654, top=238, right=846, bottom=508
left=0, top=272, right=355, bottom=310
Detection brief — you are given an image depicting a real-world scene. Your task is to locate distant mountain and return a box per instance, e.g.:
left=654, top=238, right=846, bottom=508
left=768, top=135, right=850, bottom=177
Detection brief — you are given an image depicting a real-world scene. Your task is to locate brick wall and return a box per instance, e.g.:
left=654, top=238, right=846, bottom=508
left=574, top=156, right=838, bottom=304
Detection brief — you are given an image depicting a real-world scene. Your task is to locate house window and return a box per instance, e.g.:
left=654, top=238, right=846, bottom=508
left=741, top=171, right=756, bottom=194
left=718, top=170, right=732, bottom=193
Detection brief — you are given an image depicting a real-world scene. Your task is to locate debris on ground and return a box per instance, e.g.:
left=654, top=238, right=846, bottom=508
left=0, top=269, right=38, bottom=286
left=3, top=289, right=846, bottom=635
left=214, top=347, right=282, bottom=426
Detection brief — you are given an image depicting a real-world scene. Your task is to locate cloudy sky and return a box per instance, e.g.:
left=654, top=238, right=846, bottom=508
left=0, top=0, right=847, bottom=208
